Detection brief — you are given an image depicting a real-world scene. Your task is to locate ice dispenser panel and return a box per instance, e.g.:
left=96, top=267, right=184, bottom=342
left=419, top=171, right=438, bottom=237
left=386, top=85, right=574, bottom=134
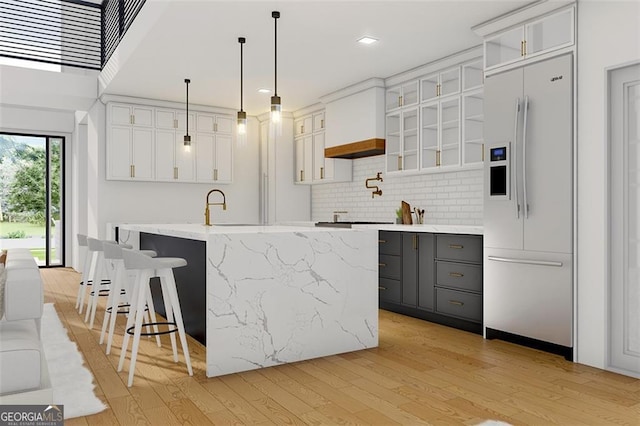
left=489, top=145, right=509, bottom=199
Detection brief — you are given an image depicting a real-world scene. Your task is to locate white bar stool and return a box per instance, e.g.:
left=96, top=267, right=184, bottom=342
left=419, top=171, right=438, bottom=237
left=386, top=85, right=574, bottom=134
left=100, top=242, right=160, bottom=355
left=76, top=234, right=110, bottom=316
left=118, top=248, right=193, bottom=387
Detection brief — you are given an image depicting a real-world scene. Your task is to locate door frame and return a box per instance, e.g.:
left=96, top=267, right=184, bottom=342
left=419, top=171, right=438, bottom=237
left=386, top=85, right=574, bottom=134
left=0, top=131, right=67, bottom=267
left=606, top=60, right=640, bottom=378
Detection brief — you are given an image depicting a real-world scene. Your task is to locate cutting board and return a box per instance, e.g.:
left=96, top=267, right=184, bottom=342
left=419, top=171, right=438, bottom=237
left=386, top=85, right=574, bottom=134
left=401, top=201, right=413, bottom=225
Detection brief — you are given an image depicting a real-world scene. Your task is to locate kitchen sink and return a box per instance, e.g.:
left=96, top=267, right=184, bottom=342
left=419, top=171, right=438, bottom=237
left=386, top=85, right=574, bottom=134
left=315, top=221, right=393, bottom=228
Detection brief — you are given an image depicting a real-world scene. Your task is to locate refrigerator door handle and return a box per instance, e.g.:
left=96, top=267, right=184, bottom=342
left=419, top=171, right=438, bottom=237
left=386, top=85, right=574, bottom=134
left=513, top=98, right=521, bottom=219
left=522, top=95, right=530, bottom=219
left=487, top=256, right=563, bottom=267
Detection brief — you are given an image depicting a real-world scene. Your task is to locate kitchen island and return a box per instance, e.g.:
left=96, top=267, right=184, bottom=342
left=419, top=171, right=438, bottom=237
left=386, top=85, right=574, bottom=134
left=117, top=224, right=378, bottom=377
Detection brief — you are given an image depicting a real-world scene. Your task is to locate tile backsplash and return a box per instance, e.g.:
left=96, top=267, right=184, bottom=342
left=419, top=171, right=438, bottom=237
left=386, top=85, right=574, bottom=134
left=311, top=156, right=484, bottom=225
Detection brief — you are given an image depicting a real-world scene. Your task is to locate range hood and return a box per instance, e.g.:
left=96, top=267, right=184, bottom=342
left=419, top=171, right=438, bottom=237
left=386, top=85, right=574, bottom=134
left=324, top=138, right=385, bottom=159
left=321, top=78, right=386, bottom=160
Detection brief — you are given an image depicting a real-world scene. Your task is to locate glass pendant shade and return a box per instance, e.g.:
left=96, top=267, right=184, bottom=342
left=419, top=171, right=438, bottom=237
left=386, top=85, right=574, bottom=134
left=270, top=11, right=281, bottom=134
left=237, top=110, right=247, bottom=135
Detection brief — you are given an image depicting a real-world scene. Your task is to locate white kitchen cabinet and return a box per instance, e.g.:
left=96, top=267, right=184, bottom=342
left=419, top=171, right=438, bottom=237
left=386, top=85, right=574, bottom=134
left=294, top=110, right=351, bottom=184
left=484, top=6, right=574, bottom=71
left=386, top=80, right=419, bottom=112
left=463, top=89, right=484, bottom=165
left=421, top=97, right=460, bottom=170
left=386, top=107, right=419, bottom=173
left=155, top=129, right=195, bottom=182
left=421, top=67, right=461, bottom=102
left=106, top=103, right=154, bottom=180
left=196, top=133, right=232, bottom=183
left=197, top=113, right=232, bottom=134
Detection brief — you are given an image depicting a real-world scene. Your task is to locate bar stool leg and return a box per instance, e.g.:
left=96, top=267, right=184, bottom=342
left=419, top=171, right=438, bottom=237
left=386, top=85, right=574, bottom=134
left=162, top=270, right=193, bottom=376
left=78, top=250, right=96, bottom=314
left=118, top=269, right=143, bottom=373
left=143, top=284, right=162, bottom=348
left=75, top=245, right=91, bottom=310
left=126, top=268, right=152, bottom=387
left=87, top=252, right=109, bottom=329
left=101, top=260, right=125, bottom=351
left=158, top=272, right=179, bottom=362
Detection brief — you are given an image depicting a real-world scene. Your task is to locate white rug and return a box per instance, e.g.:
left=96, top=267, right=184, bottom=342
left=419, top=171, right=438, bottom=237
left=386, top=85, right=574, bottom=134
left=42, top=303, right=107, bottom=419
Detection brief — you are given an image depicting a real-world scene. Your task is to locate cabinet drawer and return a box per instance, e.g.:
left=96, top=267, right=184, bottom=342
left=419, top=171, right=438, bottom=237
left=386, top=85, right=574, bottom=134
left=379, top=231, right=401, bottom=255
left=436, top=288, right=482, bottom=323
left=379, top=278, right=401, bottom=304
left=436, top=234, right=482, bottom=263
left=436, top=261, right=482, bottom=293
left=379, top=254, right=401, bottom=279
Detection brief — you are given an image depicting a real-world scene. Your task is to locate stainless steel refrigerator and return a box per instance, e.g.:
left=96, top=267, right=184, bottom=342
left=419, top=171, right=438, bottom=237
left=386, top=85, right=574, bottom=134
left=483, top=54, right=573, bottom=359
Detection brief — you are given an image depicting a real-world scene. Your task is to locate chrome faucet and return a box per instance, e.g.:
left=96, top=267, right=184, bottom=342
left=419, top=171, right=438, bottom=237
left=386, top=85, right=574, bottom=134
left=365, top=172, right=383, bottom=198
left=204, top=189, right=226, bottom=226
left=333, top=210, right=348, bottom=222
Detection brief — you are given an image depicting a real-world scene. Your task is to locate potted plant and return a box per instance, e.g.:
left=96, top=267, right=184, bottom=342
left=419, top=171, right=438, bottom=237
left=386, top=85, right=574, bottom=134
left=395, top=208, right=403, bottom=224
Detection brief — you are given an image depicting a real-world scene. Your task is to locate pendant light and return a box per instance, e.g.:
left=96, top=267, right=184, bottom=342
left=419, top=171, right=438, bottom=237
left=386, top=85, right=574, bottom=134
left=237, top=37, right=247, bottom=137
left=183, top=78, right=191, bottom=152
left=270, top=11, right=281, bottom=132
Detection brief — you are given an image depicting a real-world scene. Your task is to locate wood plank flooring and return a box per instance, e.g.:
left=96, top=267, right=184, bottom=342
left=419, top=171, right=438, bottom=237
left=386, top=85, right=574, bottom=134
left=41, top=268, right=640, bottom=425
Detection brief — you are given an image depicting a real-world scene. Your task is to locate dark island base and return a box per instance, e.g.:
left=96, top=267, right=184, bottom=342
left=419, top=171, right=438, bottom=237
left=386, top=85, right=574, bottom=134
left=140, top=232, right=207, bottom=345
left=380, top=301, right=482, bottom=335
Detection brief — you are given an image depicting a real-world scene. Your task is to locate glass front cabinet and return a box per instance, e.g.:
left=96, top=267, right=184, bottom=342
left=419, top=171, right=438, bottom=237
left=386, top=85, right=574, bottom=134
left=386, top=57, right=484, bottom=174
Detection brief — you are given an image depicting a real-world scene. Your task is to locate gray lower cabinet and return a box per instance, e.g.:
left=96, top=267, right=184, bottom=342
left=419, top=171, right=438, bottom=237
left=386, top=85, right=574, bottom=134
left=379, top=230, right=483, bottom=334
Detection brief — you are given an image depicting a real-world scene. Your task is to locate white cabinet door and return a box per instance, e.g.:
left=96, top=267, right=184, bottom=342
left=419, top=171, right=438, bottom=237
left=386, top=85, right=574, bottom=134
left=386, top=113, right=401, bottom=172
left=313, top=112, right=325, bottom=132
left=197, top=113, right=215, bottom=133
left=525, top=8, right=574, bottom=58
left=176, top=112, right=195, bottom=131
left=313, top=133, right=326, bottom=181
left=131, top=128, right=154, bottom=180
left=485, top=26, right=524, bottom=69
left=155, top=129, right=176, bottom=181
left=215, top=134, right=233, bottom=182
left=216, top=116, right=233, bottom=134
left=156, top=109, right=177, bottom=129
left=132, top=106, right=153, bottom=127
left=108, top=126, right=133, bottom=179
left=196, top=133, right=215, bottom=182
left=111, top=104, right=132, bottom=125
left=295, top=137, right=305, bottom=183
left=401, top=108, right=419, bottom=171
left=421, top=101, right=439, bottom=169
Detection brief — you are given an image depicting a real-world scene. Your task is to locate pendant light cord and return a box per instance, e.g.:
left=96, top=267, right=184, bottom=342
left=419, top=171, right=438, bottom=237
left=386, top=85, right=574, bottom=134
left=185, top=78, right=190, bottom=137
left=240, top=40, right=244, bottom=111
left=273, top=12, right=278, bottom=96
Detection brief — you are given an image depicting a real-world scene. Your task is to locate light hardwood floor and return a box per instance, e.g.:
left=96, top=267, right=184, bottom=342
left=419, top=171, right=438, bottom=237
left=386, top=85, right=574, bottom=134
left=42, top=268, right=639, bottom=425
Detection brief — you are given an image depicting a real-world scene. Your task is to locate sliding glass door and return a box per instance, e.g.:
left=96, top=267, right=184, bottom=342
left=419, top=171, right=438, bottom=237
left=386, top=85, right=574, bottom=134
left=0, top=133, right=64, bottom=266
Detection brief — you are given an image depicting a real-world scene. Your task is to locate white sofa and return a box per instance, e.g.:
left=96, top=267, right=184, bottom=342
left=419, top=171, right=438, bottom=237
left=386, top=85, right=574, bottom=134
left=0, top=249, right=52, bottom=404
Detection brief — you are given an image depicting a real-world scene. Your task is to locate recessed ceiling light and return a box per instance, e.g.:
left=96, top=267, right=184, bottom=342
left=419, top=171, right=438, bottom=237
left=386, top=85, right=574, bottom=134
left=258, top=88, right=272, bottom=94
left=357, top=36, right=378, bottom=45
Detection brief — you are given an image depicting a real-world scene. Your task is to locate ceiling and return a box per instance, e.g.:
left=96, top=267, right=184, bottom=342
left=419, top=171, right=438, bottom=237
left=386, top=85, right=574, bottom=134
left=101, top=0, right=532, bottom=116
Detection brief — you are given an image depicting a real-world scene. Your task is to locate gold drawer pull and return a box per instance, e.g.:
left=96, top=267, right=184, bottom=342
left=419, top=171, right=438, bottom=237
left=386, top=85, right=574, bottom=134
left=379, top=262, right=386, bottom=267
left=448, top=300, right=464, bottom=306
left=449, top=244, right=464, bottom=249
left=449, top=272, right=464, bottom=278
left=378, top=239, right=387, bottom=243
left=379, top=286, right=387, bottom=291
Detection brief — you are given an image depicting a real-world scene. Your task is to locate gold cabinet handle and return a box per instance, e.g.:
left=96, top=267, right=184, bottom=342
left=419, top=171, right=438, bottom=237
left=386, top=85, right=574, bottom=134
left=174, top=119, right=178, bottom=129
left=448, top=300, right=464, bottom=306
left=300, top=170, right=303, bottom=182
left=523, top=40, right=527, bottom=56
left=174, top=167, right=178, bottom=179
left=320, top=167, right=324, bottom=179
left=482, top=143, right=485, bottom=162
left=129, top=115, right=134, bottom=125
left=320, top=119, right=325, bottom=129
left=379, top=286, right=387, bottom=291
left=214, top=122, right=218, bottom=132
left=379, top=262, right=386, bottom=267
left=436, top=150, right=441, bottom=166
left=398, top=95, right=402, bottom=107
left=214, top=169, right=218, bottom=181
left=449, top=272, right=464, bottom=278
left=398, top=155, right=402, bottom=170
left=130, top=165, right=134, bottom=178
left=301, top=125, right=305, bottom=134
left=449, top=244, right=464, bottom=249
left=437, top=84, right=441, bottom=97
left=413, top=234, right=417, bottom=250
left=521, top=40, right=525, bottom=56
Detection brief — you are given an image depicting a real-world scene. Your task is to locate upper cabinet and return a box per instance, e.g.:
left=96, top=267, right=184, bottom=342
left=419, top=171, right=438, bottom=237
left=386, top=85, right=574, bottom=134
left=294, top=109, right=351, bottom=184
left=385, top=55, right=485, bottom=175
left=106, top=101, right=234, bottom=183
left=386, top=80, right=419, bottom=112
left=484, top=7, right=574, bottom=71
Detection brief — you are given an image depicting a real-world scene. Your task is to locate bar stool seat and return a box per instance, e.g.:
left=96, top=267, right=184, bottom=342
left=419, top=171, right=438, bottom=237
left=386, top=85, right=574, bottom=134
left=118, top=248, right=193, bottom=387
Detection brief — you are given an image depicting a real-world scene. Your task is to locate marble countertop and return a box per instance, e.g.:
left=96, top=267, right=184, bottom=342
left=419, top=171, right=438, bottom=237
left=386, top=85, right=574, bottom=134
left=278, top=222, right=483, bottom=235
left=118, top=223, right=359, bottom=241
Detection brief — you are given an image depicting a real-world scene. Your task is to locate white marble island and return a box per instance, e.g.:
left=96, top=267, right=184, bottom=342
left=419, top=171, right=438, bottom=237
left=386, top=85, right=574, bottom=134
left=118, top=224, right=378, bottom=377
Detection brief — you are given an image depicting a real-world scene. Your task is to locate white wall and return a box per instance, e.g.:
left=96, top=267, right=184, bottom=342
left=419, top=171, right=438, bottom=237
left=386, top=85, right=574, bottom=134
left=576, top=0, right=640, bottom=369
left=312, top=156, right=483, bottom=225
